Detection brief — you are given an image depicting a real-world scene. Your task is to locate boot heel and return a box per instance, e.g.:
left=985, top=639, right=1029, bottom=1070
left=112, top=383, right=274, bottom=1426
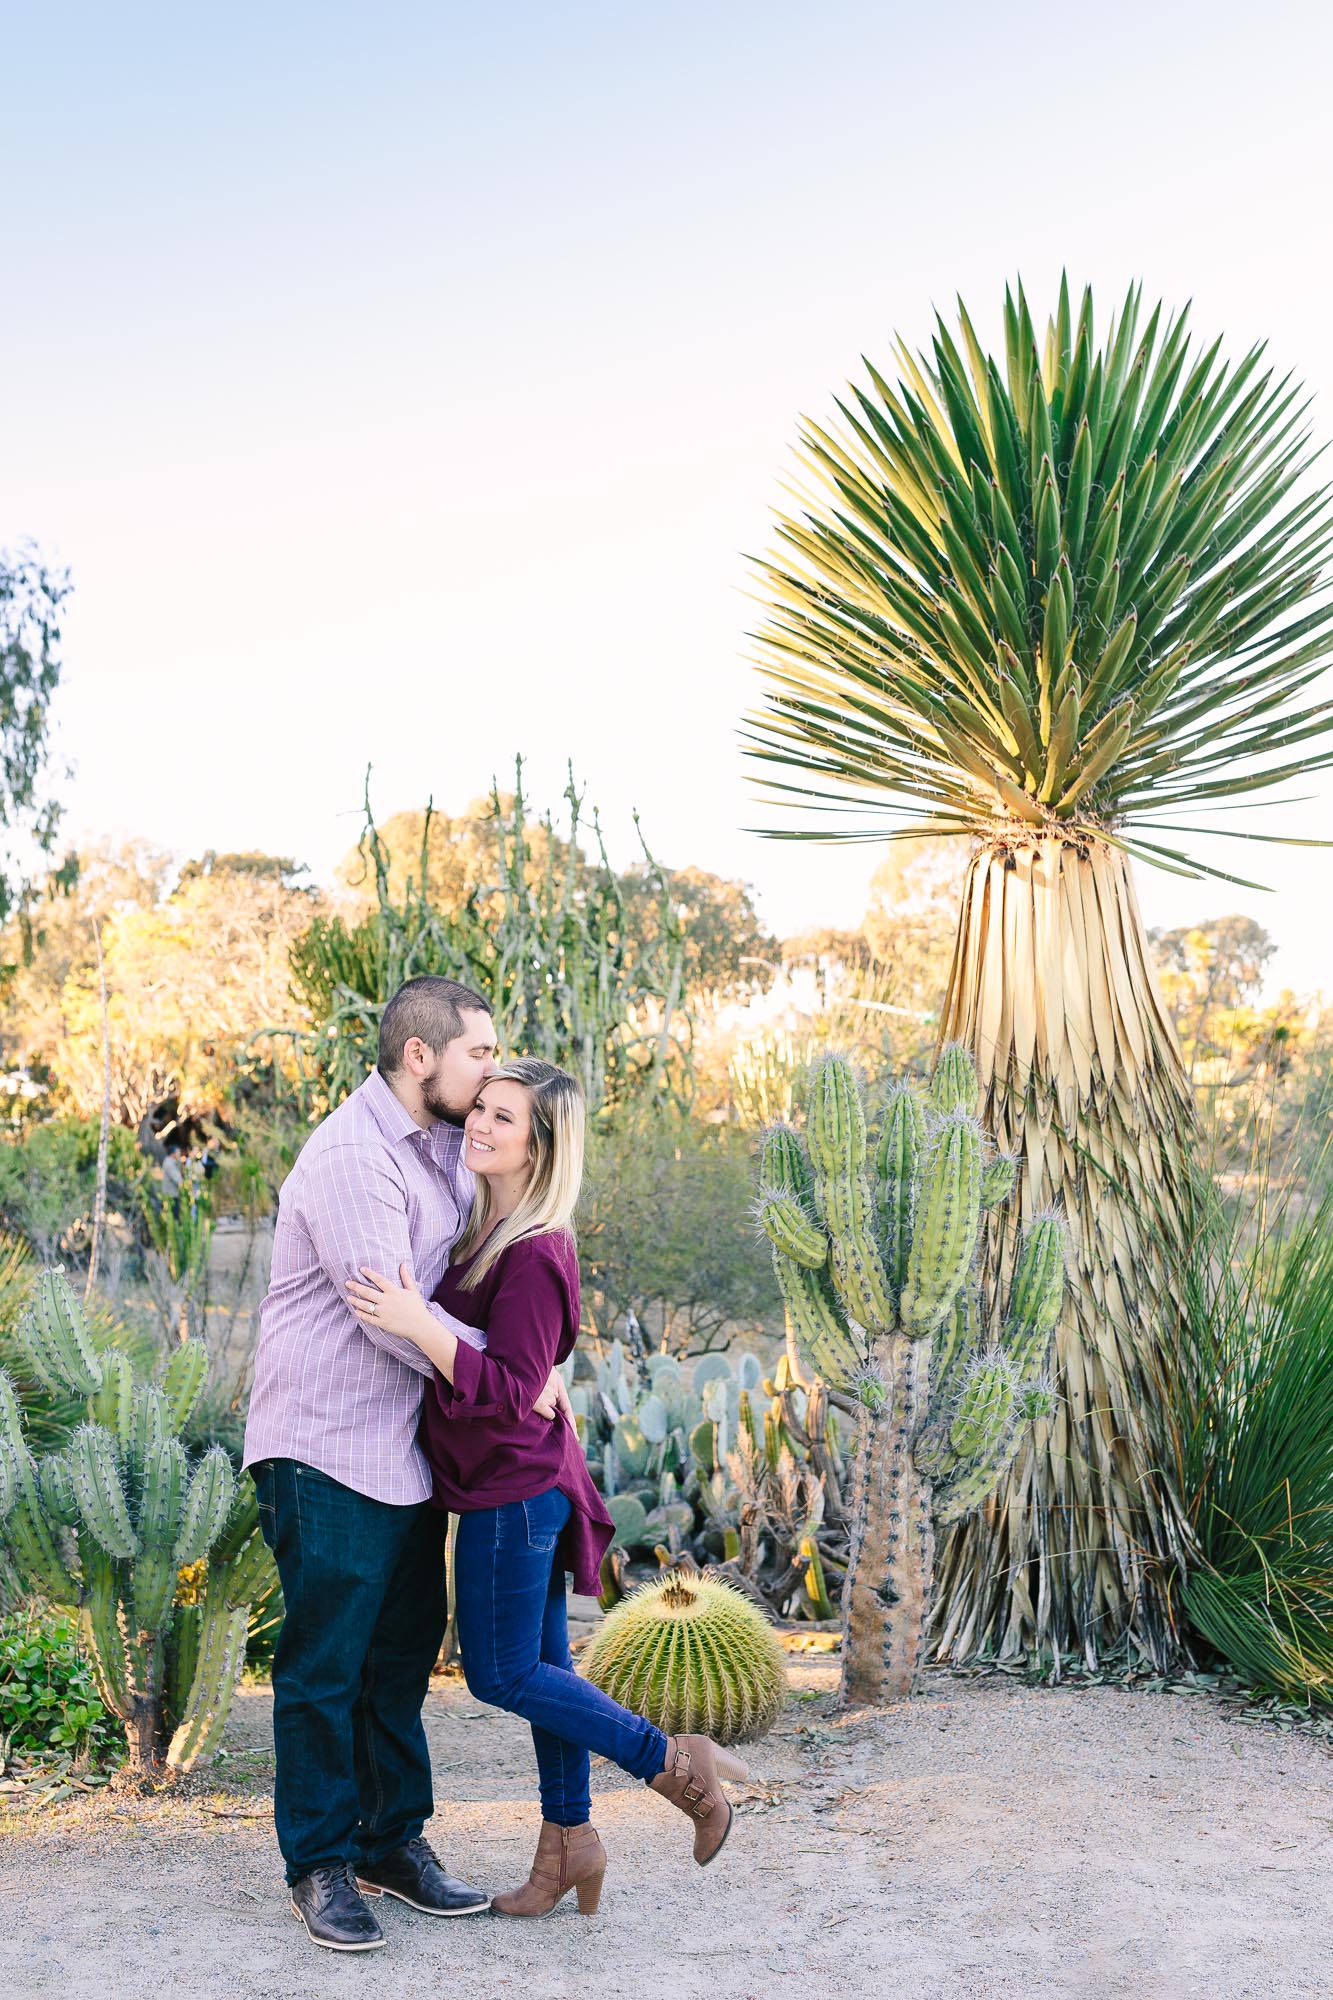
left=575, top=1869, right=605, bottom=1915
left=715, top=1750, right=749, bottom=1782
left=354, top=1880, right=383, bottom=1897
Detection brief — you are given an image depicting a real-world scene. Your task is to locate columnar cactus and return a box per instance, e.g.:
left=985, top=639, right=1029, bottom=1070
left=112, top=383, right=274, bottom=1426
left=758, top=1049, right=1067, bottom=1703
left=0, top=1267, right=277, bottom=1776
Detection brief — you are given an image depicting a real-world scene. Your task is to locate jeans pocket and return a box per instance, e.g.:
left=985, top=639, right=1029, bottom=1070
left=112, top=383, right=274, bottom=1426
left=522, top=1490, right=568, bottom=1551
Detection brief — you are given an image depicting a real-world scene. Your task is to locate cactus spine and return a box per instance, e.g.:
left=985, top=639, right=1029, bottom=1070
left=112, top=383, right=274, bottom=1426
left=758, top=1048, right=1067, bottom=1703
left=0, top=1268, right=277, bottom=1776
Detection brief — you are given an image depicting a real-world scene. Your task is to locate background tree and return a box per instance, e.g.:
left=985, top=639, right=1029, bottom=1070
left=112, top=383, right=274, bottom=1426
left=2, top=844, right=323, bottom=1126
left=617, top=864, right=778, bottom=1001
left=745, top=279, right=1333, bottom=1669
left=335, top=796, right=574, bottom=918
left=862, top=837, right=965, bottom=1021
left=1150, top=915, right=1277, bottom=1075
left=0, top=547, right=71, bottom=940
left=578, top=1109, right=779, bottom=1352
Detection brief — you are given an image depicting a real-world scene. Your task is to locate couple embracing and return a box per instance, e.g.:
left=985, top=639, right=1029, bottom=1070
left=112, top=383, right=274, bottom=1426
left=242, top=977, right=745, bottom=1953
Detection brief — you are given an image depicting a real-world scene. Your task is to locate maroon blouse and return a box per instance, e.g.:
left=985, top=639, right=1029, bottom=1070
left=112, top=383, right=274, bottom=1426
left=420, top=1229, right=613, bottom=1596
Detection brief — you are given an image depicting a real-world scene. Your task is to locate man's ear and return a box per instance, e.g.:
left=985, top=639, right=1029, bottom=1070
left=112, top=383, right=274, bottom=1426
left=401, top=1036, right=430, bottom=1077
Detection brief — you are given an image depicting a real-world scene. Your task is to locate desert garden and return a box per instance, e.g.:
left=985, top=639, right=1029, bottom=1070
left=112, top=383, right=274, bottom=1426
left=2, top=282, right=1332, bottom=1998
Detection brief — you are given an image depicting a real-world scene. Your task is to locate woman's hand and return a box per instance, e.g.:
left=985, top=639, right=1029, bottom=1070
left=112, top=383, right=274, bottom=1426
left=345, top=1262, right=437, bottom=1345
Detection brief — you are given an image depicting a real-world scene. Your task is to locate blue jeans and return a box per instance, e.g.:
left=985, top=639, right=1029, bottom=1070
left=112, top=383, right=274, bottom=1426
left=252, top=1459, right=448, bottom=1886
left=453, top=1488, right=668, bottom=1825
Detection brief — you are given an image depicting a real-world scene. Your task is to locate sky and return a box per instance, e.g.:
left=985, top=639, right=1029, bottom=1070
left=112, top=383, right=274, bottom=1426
left=4, top=0, right=1333, bottom=994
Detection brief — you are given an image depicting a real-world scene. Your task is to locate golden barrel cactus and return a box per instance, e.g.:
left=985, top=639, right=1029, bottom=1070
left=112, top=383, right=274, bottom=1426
left=580, top=1571, right=786, bottom=1744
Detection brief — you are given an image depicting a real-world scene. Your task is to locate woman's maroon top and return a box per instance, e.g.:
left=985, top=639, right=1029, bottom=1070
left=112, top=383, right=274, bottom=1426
left=420, top=1228, right=613, bottom=1596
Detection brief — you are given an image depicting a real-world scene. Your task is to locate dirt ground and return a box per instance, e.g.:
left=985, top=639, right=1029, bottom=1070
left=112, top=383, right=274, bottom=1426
left=2, top=1639, right=1329, bottom=2000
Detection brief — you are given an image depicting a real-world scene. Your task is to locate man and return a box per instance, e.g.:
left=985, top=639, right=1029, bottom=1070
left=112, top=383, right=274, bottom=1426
left=244, top=975, right=570, bottom=1952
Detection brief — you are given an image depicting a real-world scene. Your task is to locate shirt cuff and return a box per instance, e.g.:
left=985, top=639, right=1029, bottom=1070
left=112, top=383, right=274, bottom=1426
left=427, top=1300, right=485, bottom=1353
left=448, top=1338, right=485, bottom=1406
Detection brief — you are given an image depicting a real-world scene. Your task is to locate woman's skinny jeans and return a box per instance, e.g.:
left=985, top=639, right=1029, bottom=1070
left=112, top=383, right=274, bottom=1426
left=453, top=1487, right=668, bottom=1825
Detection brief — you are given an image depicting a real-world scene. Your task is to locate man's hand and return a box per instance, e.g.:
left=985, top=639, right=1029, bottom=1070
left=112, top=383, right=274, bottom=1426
left=534, top=1366, right=575, bottom=1425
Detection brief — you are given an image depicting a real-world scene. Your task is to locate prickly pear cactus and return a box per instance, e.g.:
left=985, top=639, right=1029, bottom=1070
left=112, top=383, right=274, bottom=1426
left=757, top=1048, right=1066, bottom=1703
left=0, top=1267, right=277, bottom=1776
left=580, top=1569, right=786, bottom=1743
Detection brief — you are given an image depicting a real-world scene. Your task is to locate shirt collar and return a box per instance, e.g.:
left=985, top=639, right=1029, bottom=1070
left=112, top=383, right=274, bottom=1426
left=359, top=1068, right=469, bottom=1168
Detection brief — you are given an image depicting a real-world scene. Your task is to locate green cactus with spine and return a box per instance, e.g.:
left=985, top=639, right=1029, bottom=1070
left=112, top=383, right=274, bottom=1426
left=0, top=1267, right=277, bottom=1776
left=580, top=1569, right=786, bottom=1743
left=757, top=1048, right=1067, bottom=1703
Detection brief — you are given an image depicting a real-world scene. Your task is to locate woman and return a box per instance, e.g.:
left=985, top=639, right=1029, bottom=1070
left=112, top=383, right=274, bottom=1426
left=345, top=1057, right=746, bottom=1918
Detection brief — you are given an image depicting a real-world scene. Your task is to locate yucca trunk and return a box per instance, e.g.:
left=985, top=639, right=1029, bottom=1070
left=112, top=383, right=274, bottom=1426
left=930, top=835, right=1196, bottom=1669
left=841, top=1332, right=934, bottom=1703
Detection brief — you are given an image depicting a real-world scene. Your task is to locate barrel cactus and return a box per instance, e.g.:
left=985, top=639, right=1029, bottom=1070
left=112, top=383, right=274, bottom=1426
left=581, top=1570, right=786, bottom=1743
left=758, top=1049, right=1067, bottom=1703
left=0, top=1266, right=277, bottom=1776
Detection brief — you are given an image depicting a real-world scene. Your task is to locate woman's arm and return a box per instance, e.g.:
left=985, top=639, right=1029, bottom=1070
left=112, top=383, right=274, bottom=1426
left=346, top=1249, right=572, bottom=1422
left=345, top=1263, right=462, bottom=1378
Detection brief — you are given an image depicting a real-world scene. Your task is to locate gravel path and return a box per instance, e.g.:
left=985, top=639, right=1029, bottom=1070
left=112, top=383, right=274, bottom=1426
left=2, top=1656, right=1329, bottom=2000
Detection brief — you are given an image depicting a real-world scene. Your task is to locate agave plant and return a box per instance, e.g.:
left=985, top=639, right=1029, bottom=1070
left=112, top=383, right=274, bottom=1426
left=744, top=278, right=1333, bottom=1668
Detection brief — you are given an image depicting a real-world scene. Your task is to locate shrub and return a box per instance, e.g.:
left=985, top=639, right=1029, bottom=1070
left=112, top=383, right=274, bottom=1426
left=579, top=1109, right=779, bottom=1352
left=0, top=1609, right=123, bottom=1770
left=0, top=1118, right=150, bottom=1263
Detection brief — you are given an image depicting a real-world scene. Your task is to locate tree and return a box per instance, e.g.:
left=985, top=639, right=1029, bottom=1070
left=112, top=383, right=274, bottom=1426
left=0, top=548, right=71, bottom=934
left=745, top=279, right=1333, bottom=1671
left=579, top=1108, right=779, bottom=1351
left=617, top=864, right=778, bottom=1001
left=1150, top=916, right=1277, bottom=1074
left=334, top=797, right=574, bottom=918
left=862, top=837, right=965, bottom=1021
left=1, top=844, right=325, bottom=1125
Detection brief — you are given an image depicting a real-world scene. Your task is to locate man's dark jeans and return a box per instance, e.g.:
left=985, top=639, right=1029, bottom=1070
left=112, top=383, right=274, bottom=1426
left=252, top=1458, right=447, bottom=1887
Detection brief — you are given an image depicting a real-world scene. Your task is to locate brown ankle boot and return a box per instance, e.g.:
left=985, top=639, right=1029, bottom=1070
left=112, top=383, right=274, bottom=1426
left=648, top=1734, right=749, bottom=1865
left=490, top=1820, right=606, bottom=1918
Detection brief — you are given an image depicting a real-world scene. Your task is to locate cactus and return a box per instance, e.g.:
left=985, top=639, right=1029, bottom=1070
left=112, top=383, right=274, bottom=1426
left=166, top=1481, right=276, bottom=1769
left=611, top=1413, right=651, bottom=1478
left=929, top=1041, right=977, bottom=1114
left=0, top=1267, right=277, bottom=1778
left=876, top=1084, right=926, bottom=1295
left=162, top=1339, right=209, bottom=1434
left=69, top=1422, right=138, bottom=1561
left=174, top=1446, right=236, bottom=1568
left=757, top=1050, right=1068, bottom=1704
left=757, top=1189, right=826, bottom=1269
left=605, top=1493, right=650, bottom=1549
left=580, top=1571, right=786, bottom=1743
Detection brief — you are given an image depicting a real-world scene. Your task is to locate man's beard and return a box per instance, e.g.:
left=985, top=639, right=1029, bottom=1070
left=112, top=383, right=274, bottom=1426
left=421, top=1071, right=473, bottom=1127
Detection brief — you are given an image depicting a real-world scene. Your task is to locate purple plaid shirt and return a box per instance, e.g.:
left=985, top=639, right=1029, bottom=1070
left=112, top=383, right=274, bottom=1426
left=242, top=1069, right=484, bottom=1504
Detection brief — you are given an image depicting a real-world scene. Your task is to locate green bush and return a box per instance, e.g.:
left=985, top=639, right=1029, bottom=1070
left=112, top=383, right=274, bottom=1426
left=579, top=1108, right=779, bottom=1352
left=0, top=1117, right=150, bottom=1262
left=0, top=1609, right=124, bottom=1770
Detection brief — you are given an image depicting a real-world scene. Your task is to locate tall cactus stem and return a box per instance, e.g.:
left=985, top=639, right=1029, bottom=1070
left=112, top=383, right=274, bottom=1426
left=900, top=1111, right=983, bottom=1335
left=30, top=1268, right=104, bottom=1396
left=162, top=1340, right=209, bottom=1435
left=875, top=1084, right=927, bottom=1295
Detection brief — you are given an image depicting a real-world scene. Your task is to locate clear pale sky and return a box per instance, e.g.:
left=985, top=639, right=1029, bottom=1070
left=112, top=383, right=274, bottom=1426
left=4, top=2, right=1332, bottom=992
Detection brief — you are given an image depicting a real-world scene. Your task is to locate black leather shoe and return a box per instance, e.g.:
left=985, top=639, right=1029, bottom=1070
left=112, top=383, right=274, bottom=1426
left=290, top=1863, right=386, bottom=1950
left=356, top=1835, right=490, bottom=1916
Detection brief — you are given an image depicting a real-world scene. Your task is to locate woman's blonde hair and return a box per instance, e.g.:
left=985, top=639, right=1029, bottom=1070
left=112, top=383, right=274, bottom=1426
left=452, top=1057, right=585, bottom=1288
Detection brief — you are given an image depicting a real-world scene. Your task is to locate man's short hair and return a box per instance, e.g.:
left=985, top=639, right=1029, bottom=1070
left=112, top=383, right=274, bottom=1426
left=377, top=976, right=492, bottom=1075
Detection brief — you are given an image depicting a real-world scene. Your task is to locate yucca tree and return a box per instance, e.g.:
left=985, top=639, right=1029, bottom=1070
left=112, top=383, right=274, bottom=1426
left=744, top=278, right=1333, bottom=1670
